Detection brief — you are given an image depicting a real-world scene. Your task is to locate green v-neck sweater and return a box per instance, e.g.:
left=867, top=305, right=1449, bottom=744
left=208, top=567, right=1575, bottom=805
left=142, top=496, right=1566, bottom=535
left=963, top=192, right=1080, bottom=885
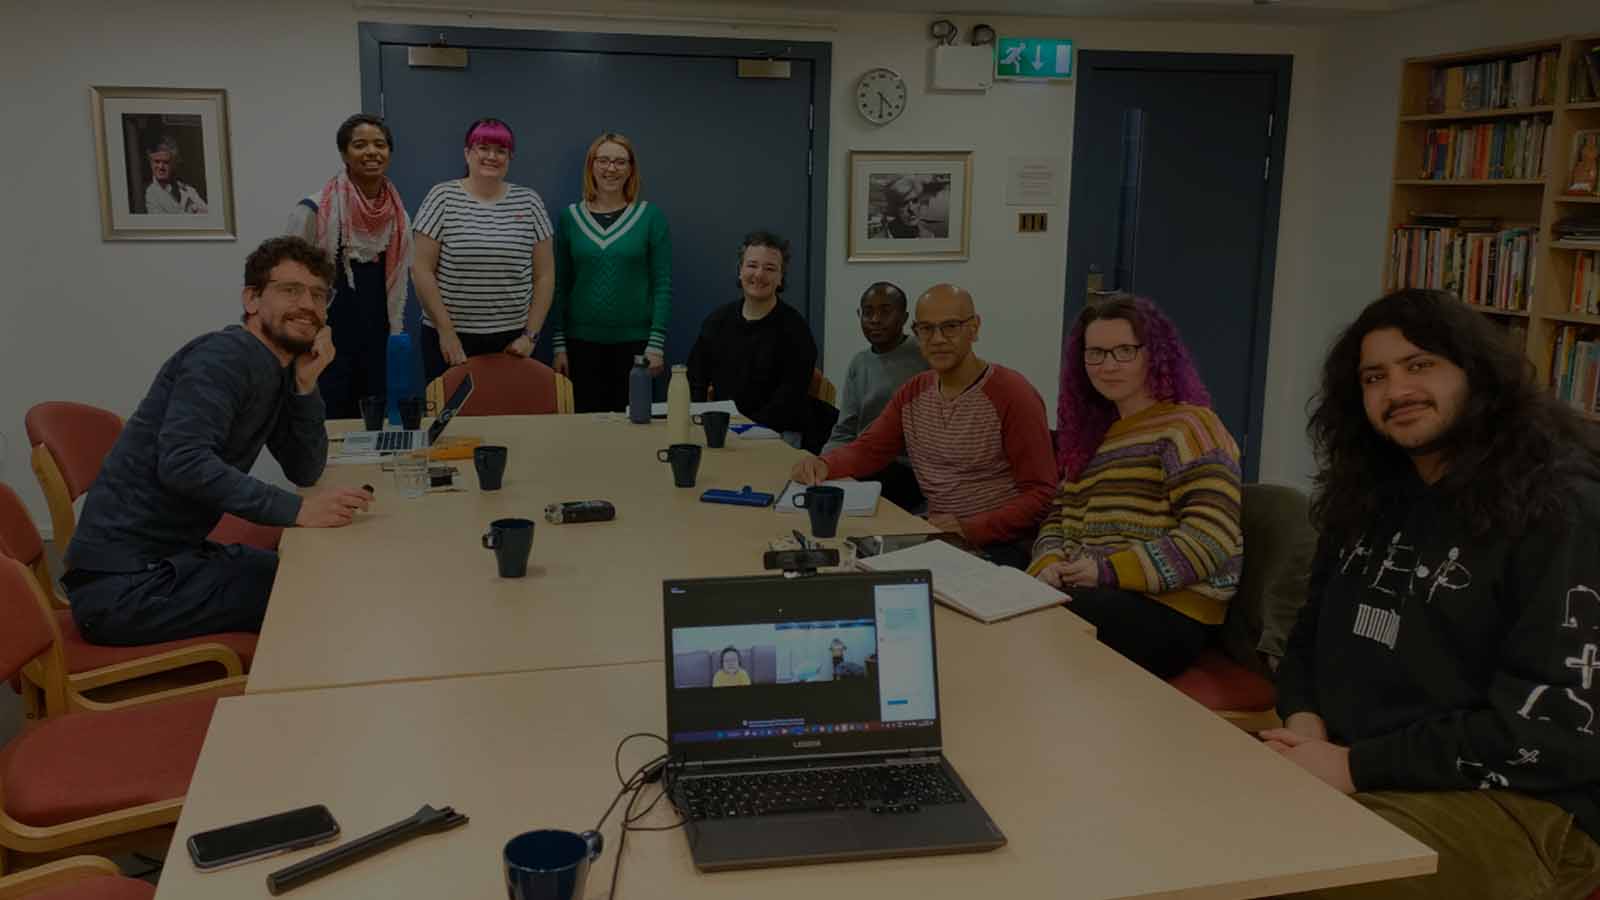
left=550, top=201, right=673, bottom=353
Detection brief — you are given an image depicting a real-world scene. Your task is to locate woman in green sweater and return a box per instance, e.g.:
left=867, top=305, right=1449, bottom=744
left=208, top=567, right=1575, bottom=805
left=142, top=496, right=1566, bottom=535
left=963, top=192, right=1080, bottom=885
left=551, top=132, right=673, bottom=413
left=1031, top=295, right=1244, bottom=678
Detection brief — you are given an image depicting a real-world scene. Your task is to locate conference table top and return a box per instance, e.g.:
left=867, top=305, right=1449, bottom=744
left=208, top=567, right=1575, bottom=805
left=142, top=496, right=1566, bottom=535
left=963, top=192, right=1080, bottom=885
left=247, top=414, right=1088, bottom=694
left=155, top=602, right=1433, bottom=900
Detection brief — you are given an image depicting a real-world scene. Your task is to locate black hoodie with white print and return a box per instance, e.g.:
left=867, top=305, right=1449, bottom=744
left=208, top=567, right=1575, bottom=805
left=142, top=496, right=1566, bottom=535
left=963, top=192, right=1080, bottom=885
left=1277, top=474, right=1600, bottom=840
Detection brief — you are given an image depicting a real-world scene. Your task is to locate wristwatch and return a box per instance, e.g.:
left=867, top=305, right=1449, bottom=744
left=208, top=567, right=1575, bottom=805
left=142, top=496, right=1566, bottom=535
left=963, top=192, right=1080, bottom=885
left=523, top=327, right=540, bottom=342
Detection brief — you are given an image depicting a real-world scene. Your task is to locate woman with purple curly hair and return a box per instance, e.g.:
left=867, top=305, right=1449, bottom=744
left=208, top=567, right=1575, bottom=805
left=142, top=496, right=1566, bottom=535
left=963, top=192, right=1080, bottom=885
left=1029, top=295, right=1244, bottom=677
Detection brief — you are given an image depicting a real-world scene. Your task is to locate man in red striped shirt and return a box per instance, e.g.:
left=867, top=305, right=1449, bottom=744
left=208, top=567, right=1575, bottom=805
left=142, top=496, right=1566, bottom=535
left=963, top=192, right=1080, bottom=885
left=791, top=284, right=1056, bottom=566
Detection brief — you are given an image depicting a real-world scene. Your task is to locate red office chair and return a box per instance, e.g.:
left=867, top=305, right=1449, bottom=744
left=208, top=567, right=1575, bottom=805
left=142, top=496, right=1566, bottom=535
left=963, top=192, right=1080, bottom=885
left=0, top=484, right=253, bottom=720
left=0, top=556, right=242, bottom=875
left=427, top=355, right=574, bottom=416
left=26, top=402, right=282, bottom=562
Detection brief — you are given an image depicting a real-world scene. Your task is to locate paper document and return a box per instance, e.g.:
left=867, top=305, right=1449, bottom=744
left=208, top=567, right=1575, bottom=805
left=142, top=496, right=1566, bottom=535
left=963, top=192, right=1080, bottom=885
left=858, top=539, right=1065, bottom=624
left=650, top=400, right=738, bottom=417
left=776, top=479, right=882, bottom=516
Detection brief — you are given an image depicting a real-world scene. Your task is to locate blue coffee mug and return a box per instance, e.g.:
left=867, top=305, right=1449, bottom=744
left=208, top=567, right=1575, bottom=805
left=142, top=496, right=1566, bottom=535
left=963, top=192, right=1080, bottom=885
left=504, top=829, right=604, bottom=900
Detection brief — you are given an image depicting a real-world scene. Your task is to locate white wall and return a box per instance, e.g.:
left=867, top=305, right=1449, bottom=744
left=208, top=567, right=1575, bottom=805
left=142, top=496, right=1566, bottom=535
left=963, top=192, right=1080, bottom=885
left=2, top=0, right=1339, bottom=529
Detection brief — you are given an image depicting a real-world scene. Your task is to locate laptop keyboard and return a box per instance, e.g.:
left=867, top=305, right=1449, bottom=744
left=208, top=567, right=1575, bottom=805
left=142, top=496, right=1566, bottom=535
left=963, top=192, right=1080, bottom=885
left=375, top=432, right=413, bottom=452
left=677, top=762, right=965, bottom=819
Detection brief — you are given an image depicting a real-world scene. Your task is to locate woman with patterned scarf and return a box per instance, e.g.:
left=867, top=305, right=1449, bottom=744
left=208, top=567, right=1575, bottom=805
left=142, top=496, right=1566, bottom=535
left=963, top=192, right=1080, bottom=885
left=287, top=113, right=414, bottom=419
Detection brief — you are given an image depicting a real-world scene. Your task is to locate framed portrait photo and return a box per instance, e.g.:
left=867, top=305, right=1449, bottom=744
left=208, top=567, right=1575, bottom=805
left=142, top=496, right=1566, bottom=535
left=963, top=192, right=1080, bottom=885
left=91, top=86, right=236, bottom=240
left=848, top=150, right=972, bottom=262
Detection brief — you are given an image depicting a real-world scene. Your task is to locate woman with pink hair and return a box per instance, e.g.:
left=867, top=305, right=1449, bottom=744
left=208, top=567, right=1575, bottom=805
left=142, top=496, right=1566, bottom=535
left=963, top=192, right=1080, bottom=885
left=1030, top=295, right=1243, bottom=677
left=411, top=118, right=557, bottom=383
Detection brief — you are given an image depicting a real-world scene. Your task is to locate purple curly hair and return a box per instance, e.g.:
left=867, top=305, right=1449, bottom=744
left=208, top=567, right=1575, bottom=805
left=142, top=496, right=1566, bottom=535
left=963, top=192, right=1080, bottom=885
left=1056, top=295, right=1212, bottom=479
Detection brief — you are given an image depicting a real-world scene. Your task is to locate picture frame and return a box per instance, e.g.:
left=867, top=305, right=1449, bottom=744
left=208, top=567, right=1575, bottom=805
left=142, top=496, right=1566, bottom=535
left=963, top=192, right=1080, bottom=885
left=1567, top=129, right=1600, bottom=197
left=90, top=86, right=237, bottom=240
left=848, top=150, right=973, bottom=262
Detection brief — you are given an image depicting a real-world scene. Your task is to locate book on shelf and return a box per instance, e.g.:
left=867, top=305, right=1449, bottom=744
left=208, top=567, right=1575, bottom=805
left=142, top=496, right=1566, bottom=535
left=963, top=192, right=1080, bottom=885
left=1389, top=221, right=1537, bottom=311
left=1574, top=251, right=1600, bottom=317
left=1568, top=130, right=1600, bottom=197
left=1420, top=119, right=1548, bottom=180
left=1555, top=215, right=1600, bottom=243
left=1548, top=325, right=1600, bottom=414
left=1426, top=51, right=1559, bottom=114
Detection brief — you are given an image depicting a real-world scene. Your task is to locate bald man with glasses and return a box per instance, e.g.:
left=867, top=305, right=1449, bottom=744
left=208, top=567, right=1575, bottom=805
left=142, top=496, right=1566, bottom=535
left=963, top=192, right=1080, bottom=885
left=792, top=284, right=1056, bottom=567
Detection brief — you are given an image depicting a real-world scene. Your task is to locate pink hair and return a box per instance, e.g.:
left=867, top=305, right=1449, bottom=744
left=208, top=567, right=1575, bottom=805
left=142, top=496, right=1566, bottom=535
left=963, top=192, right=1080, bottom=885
left=1056, top=295, right=1212, bottom=480
left=464, top=120, right=515, bottom=153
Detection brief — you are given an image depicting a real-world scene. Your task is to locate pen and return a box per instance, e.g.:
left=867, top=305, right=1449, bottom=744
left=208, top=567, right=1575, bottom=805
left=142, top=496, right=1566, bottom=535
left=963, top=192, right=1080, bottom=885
left=793, top=529, right=810, bottom=550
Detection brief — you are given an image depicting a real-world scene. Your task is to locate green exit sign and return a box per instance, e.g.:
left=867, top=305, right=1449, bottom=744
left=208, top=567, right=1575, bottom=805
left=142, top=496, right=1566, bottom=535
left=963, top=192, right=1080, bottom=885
left=995, top=38, right=1074, bottom=81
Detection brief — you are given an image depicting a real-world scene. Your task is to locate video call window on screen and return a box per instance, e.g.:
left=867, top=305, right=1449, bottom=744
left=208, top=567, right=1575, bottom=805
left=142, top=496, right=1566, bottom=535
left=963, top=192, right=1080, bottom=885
left=671, top=619, right=878, bottom=689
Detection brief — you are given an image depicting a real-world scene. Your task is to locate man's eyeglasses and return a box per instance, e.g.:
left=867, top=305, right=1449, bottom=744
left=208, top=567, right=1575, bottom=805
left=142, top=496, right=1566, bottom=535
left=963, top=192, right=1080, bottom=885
left=266, top=280, right=330, bottom=306
left=909, top=317, right=975, bottom=340
left=1084, top=344, right=1143, bottom=365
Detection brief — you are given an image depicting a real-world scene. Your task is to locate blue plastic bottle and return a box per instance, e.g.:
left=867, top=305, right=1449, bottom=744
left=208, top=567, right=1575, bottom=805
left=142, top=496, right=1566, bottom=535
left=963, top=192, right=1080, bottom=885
left=386, top=333, right=417, bottom=426
left=628, top=355, right=653, bottom=424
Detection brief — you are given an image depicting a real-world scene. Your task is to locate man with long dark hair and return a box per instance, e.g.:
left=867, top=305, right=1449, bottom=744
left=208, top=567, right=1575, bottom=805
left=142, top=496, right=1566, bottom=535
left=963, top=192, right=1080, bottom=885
left=1265, top=289, right=1600, bottom=898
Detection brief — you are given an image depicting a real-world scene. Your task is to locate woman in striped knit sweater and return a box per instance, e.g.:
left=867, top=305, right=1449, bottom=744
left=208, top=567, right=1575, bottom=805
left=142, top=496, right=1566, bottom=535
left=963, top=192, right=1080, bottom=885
left=1030, top=296, right=1244, bottom=678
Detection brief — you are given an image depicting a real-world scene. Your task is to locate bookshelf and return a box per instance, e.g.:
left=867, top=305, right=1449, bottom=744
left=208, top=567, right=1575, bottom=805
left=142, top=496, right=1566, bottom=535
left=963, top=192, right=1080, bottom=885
left=1386, top=33, right=1600, bottom=414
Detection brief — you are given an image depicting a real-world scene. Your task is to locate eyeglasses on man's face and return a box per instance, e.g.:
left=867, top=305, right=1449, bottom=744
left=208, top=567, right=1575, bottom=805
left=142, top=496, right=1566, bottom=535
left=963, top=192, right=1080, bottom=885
left=266, top=280, right=330, bottom=307
left=1084, top=344, right=1143, bottom=366
left=909, top=317, right=975, bottom=341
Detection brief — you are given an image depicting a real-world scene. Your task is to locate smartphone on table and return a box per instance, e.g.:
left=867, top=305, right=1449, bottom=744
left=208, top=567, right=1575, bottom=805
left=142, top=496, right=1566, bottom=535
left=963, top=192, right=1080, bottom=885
left=187, top=804, right=340, bottom=871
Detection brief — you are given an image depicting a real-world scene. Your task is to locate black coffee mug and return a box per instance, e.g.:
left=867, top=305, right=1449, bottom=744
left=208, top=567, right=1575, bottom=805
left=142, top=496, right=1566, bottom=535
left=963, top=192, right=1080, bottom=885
left=398, top=396, right=427, bottom=431
left=359, top=395, right=386, bottom=431
left=482, top=517, right=535, bottom=578
left=793, top=485, right=846, bottom=538
left=474, top=445, right=509, bottom=491
left=504, top=829, right=603, bottom=900
left=693, top=411, right=731, bottom=449
left=657, top=444, right=703, bottom=488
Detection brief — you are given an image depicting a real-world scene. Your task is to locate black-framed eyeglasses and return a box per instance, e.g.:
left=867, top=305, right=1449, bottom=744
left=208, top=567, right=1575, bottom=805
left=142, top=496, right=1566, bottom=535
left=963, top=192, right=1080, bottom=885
left=910, top=317, right=975, bottom=340
left=1084, top=344, right=1143, bottom=365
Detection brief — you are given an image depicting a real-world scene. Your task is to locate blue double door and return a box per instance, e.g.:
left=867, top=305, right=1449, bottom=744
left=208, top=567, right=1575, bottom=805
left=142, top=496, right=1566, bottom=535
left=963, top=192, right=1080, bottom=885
left=364, top=24, right=827, bottom=380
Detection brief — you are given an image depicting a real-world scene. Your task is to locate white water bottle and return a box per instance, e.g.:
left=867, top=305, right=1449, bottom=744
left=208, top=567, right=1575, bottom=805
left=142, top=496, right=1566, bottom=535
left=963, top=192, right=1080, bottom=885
left=667, top=365, right=692, bottom=445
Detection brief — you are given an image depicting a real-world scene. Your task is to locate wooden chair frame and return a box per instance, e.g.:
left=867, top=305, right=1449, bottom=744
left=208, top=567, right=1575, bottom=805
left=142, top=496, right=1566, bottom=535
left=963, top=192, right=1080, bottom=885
left=28, top=445, right=78, bottom=562
left=0, top=855, right=134, bottom=898
left=0, top=570, right=245, bottom=875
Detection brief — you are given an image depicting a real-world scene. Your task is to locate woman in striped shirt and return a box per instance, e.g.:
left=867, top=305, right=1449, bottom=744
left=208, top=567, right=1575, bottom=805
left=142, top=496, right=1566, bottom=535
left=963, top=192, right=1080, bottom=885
left=411, top=118, right=556, bottom=383
left=1030, top=295, right=1244, bottom=678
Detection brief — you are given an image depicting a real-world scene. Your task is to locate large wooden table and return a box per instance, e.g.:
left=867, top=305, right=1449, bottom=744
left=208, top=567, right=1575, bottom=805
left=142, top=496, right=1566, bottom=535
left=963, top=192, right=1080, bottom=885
left=155, top=606, right=1433, bottom=900
left=248, top=415, right=952, bottom=694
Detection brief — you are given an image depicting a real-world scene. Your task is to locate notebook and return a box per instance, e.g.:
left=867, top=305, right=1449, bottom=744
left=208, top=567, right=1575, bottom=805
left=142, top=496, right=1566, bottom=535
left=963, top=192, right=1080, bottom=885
left=661, top=571, right=1006, bottom=871
left=776, top=479, right=882, bottom=517
left=856, top=538, right=1065, bottom=624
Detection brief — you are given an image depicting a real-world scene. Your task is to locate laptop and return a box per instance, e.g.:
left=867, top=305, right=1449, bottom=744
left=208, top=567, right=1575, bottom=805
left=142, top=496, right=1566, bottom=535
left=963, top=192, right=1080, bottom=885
left=661, top=570, right=1006, bottom=871
left=334, top=373, right=474, bottom=461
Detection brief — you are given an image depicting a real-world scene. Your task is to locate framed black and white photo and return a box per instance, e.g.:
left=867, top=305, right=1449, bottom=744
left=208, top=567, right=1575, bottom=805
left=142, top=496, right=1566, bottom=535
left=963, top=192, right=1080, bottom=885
left=848, top=150, right=972, bottom=262
left=91, top=86, right=236, bottom=240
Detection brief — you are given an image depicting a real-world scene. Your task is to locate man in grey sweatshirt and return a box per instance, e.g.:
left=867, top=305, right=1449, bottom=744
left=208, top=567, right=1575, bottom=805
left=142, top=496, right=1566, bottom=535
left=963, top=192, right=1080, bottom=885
left=64, top=236, right=373, bottom=646
left=822, top=282, right=929, bottom=511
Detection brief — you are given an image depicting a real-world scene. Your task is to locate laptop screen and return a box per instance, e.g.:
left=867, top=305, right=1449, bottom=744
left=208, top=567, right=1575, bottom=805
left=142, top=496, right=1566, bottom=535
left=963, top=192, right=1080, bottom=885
left=425, top=372, right=474, bottom=444
left=662, top=571, right=941, bottom=764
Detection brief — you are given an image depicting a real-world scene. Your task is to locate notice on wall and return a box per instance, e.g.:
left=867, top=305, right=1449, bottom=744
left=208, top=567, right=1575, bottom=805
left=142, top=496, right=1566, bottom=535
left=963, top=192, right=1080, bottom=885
left=1006, top=156, right=1064, bottom=206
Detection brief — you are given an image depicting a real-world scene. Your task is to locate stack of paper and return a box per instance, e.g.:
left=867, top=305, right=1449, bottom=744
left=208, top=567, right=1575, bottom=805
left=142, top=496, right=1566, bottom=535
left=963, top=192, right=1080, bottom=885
left=857, top=538, right=1065, bottom=624
left=649, top=400, right=739, bottom=417
left=776, top=479, right=882, bottom=517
